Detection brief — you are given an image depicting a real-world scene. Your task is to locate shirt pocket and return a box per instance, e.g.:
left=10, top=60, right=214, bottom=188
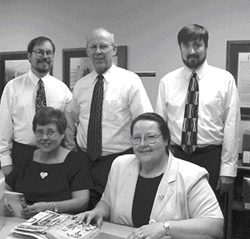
left=104, top=99, right=117, bottom=121
left=202, top=97, right=223, bottom=122
left=103, top=98, right=129, bottom=125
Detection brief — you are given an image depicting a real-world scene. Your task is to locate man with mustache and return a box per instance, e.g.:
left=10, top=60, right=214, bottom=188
left=156, top=24, right=240, bottom=207
left=0, top=36, right=72, bottom=176
left=65, top=28, right=153, bottom=209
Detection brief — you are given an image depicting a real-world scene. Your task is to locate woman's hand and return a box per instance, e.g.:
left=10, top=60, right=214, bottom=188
left=74, top=210, right=103, bottom=228
left=21, top=202, right=51, bottom=218
left=128, top=222, right=166, bottom=239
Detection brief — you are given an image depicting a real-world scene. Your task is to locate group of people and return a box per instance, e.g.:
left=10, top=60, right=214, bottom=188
left=0, top=23, right=240, bottom=239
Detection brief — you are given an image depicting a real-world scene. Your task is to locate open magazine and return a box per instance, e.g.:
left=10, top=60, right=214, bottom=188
left=11, top=210, right=100, bottom=239
left=4, top=191, right=27, bottom=218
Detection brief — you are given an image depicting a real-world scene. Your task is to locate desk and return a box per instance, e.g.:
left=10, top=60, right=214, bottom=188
left=0, top=217, right=134, bottom=239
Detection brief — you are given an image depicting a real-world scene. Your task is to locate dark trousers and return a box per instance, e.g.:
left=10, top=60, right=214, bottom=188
left=79, top=147, right=134, bottom=210
left=11, top=141, right=37, bottom=166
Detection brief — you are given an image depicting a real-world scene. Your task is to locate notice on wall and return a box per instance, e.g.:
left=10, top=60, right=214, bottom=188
left=238, top=52, right=250, bottom=107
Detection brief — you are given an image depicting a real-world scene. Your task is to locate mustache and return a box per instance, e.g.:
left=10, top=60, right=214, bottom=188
left=187, top=54, right=199, bottom=59
left=37, top=59, right=50, bottom=63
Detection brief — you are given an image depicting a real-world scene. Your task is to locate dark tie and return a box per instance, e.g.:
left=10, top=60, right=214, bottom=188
left=36, top=79, right=47, bottom=112
left=87, top=75, right=104, bottom=161
left=181, top=72, right=199, bottom=155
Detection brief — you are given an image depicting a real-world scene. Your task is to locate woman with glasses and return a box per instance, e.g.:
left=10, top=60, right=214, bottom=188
left=75, top=112, right=224, bottom=239
left=5, top=107, right=93, bottom=218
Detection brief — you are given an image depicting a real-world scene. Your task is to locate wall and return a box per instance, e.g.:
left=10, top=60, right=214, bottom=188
left=0, top=0, right=250, bottom=146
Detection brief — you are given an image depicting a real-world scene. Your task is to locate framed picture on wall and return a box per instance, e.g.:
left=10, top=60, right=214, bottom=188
left=226, top=40, right=250, bottom=120
left=62, top=46, right=127, bottom=91
left=0, top=51, right=53, bottom=99
left=0, top=51, right=28, bottom=98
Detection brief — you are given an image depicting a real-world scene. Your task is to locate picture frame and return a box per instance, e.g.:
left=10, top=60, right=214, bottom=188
left=0, top=51, right=53, bottom=99
left=62, top=46, right=127, bottom=91
left=0, top=51, right=28, bottom=98
left=226, top=40, right=250, bottom=120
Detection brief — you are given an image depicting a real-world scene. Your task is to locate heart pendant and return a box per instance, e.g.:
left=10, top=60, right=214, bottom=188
left=40, top=172, right=48, bottom=179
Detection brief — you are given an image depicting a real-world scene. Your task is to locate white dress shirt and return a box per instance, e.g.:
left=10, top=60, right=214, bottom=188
left=0, top=70, right=72, bottom=167
left=155, top=60, right=240, bottom=177
left=65, top=64, right=153, bottom=155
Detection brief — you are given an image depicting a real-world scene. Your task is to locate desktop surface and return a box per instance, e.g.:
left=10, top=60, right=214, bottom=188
left=97, top=232, right=126, bottom=239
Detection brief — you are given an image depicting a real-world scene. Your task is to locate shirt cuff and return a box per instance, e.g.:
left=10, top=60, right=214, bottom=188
left=0, top=155, right=13, bottom=167
left=219, top=164, right=237, bottom=177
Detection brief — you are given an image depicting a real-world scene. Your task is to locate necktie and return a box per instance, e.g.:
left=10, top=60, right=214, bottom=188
left=36, top=79, right=47, bottom=112
left=87, top=75, right=104, bottom=161
left=181, top=72, right=199, bottom=155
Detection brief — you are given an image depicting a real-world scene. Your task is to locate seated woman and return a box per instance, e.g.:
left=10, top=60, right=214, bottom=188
left=75, top=113, right=224, bottom=239
left=5, top=107, right=93, bottom=218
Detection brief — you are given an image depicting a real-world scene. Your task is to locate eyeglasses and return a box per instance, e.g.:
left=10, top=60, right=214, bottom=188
left=87, top=44, right=112, bottom=52
left=32, top=49, right=54, bottom=58
left=35, top=129, right=57, bottom=138
left=130, top=134, right=162, bottom=145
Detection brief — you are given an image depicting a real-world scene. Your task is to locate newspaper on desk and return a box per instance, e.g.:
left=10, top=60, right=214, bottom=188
left=10, top=210, right=100, bottom=239
left=13, top=210, right=69, bottom=233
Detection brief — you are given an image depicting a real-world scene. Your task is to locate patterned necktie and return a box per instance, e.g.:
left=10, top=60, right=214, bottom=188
left=87, top=75, right=104, bottom=161
left=36, top=79, right=47, bottom=112
left=181, top=72, right=199, bottom=155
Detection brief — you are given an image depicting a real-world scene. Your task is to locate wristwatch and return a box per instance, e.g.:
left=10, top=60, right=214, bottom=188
left=163, top=221, right=170, bottom=236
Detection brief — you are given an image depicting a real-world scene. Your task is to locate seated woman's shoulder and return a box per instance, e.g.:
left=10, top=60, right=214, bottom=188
left=112, top=154, right=137, bottom=167
left=175, top=158, right=209, bottom=178
left=64, top=150, right=88, bottom=165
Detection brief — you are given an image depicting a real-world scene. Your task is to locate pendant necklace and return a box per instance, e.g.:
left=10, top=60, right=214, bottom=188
left=39, top=157, right=50, bottom=180
left=38, top=149, right=61, bottom=179
left=40, top=171, right=48, bottom=179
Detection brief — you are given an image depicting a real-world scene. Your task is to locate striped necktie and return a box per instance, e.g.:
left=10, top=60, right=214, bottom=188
left=181, top=72, right=199, bottom=154
left=87, top=75, right=104, bottom=161
left=36, top=79, right=47, bottom=112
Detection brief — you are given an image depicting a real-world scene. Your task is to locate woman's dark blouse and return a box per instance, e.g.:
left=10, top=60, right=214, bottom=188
left=132, top=173, right=163, bottom=227
left=5, top=151, right=94, bottom=204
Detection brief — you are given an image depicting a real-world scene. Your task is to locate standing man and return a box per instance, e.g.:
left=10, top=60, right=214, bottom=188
left=65, top=28, right=153, bottom=209
left=0, top=36, right=72, bottom=176
left=156, top=24, right=240, bottom=200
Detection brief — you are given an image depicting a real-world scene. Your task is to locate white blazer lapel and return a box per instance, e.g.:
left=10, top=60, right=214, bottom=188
left=150, top=154, right=177, bottom=221
left=116, top=158, right=140, bottom=225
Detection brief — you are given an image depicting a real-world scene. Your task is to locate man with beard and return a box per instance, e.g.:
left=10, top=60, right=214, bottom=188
left=65, top=28, right=153, bottom=209
left=0, top=36, right=72, bottom=176
left=155, top=24, right=240, bottom=203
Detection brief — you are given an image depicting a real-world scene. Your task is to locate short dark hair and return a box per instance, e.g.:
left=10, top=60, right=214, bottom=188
left=177, top=24, right=209, bottom=48
left=27, top=36, right=55, bottom=53
left=32, top=107, right=67, bottom=134
left=130, top=113, right=171, bottom=146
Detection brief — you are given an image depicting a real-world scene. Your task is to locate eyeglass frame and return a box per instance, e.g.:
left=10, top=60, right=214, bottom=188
left=35, top=129, right=58, bottom=138
left=32, top=49, right=54, bottom=58
left=87, top=44, right=115, bottom=53
left=130, top=134, right=162, bottom=145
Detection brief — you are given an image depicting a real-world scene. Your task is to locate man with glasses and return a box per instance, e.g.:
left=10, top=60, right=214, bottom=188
left=0, top=36, right=72, bottom=176
left=65, top=28, right=153, bottom=209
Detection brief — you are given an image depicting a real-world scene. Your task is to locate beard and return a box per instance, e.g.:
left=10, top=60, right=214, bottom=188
left=35, top=59, right=52, bottom=73
left=182, top=53, right=206, bottom=69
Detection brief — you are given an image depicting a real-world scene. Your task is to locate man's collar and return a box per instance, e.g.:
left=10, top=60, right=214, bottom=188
left=183, top=60, right=208, bottom=80
left=93, top=64, right=116, bottom=84
left=28, top=70, right=49, bottom=84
